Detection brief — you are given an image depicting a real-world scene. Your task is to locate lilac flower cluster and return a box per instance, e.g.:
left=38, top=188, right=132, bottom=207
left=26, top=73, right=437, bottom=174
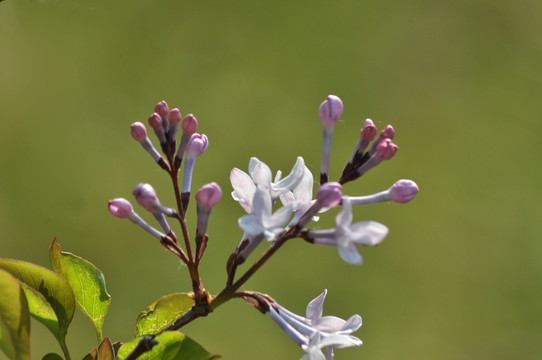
left=107, top=96, right=418, bottom=359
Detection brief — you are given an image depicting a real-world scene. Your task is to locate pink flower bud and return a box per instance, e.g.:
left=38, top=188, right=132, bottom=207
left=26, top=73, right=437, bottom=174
left=108, top=198, right=133, bottom=218
left=148, top=113, right=162, bottom=130
left=168, top=108, right=182, bottom=125
left=182, top=114, right=198, bottom=135
left=154, top=101, right=169, bottom=119
left=196, top=182, right=222, bottom=209
left=186, top=133, right=208, bottom=157
left=132, top=183, right=159, bottom=211
left=376, top=139, right=398, bottom=161
left=379, top=125, right=395, bottom=140
left=318, top=95, right=343, bottom=127
left=361, top=119, right=377, bottom=140
left=389, top=179, right=419, bottom=203
left=130, top=122, right=147, bottom=142
left=316, top=182, right=343, bottom=208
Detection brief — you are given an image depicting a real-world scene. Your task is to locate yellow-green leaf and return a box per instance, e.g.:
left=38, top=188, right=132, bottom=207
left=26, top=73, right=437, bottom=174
left=0, top=259, right=75, bottom=347
left=0, top=268, right=30, bottom=360
left=136, top=293, right=194, bottom=337
left=117, top=331, right=219, bottom=360
left=50, top=239, right=111, bottom=341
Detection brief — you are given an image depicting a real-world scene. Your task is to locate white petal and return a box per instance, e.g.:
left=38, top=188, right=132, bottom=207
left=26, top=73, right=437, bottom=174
left=318, top=334, right=362, bottom=349
left=341, top=314, right=362, bottom=333
left=230, top=168, right=256, bottom=212
left=293, top=166, right=314, bottom=204
left=280, top=190, right=296, bottom=206
left=273, top=156, right=305, bottom=191
left=337, top=240, right=363, bottom=265
left=306, top=290, right=327, bottom=322
left=267, top=203, right=295, bottom=229
left=335, top=197, right=353, bottom=228
left=349, top=221, right=388, bottom=246
left=252, top=187, right=273, bottom=223
left=314, top=316, right=346, bottom=333
left=251, top=160, right=273, bottom=187
left=238, top=214, right=264, bottom=236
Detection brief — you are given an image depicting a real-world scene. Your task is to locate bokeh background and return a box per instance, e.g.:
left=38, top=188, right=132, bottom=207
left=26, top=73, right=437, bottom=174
left=1, top=0, right=541, bottom=359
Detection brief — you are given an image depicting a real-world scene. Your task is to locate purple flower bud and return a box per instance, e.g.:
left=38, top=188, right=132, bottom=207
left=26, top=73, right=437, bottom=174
left=108, top=198, right=134, bottom=218
left=132, top=183, right=159, bottom=211
left=154, top=101, right=169, bottom=119
left=379, top=125, right=395, bottom=140
left=389, top=179, right=419, bottom=203
left=168, top=108, right=182, bottom=125
left=182, top=114, right=198, bottom=135
left=130, top=122, right=147, bottom=142
left=148, top=113, right=163, bottom=130
left=376, top=139, right=398, bottom=161
left=361, top=119, right=377, bottom=141
left=186, top=133, right=208, bottom=157
left=316, top=182, right=342, bottom=208
left=196, top=182, right=222, bottom=209
left=318, top=95, right=343, bottom=127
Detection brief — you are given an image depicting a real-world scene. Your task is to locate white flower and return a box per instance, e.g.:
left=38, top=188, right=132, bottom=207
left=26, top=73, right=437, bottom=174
left=280, top=165, right=321, bottom=224
left=309, top=197, right=388, bottom=265
left=231, top=157, right=305, bottom=213
left=238, top=187, right=296, bottom=240
left=301, top=332, right=362, bottom=360
left=268, top=290, right=362, bottom=360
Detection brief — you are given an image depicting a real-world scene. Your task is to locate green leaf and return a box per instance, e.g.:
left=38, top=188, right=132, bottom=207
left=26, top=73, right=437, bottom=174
left=50, top=239, right=111, bottom=341
left=19, top=282, right=59, bottom=340
left=42, top=354, right=63, bottom=360
left=0, top=259, right=75, bottom=348
left=0, top=268, right=30, bottom=360
left=82, top=337, right=114, bottom=360
left=136, top=293, right=195, bottom=337
left=117, top=331, right=220, bottom=360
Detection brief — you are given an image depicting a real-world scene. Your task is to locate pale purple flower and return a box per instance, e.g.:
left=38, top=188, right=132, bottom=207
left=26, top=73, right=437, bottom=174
left=319, top=95, right=343, bottom=184
left=132, top=183, right=176, bottom=216
left=108, top=198, right=165, bottom=239
left=348, top=179, right=419, bottom=205
left=130, top=122, right=162, bottom=163
left=267, top=289, right=362, bottom=360
left=182, top=133, right=209, bottom=193
left=231, top=157, right=305, bottom=213
left=308, top=197, right=388, bottom=265
left=302, top=332, right=362, bottom=360
left=196, top=182, right=222, bottom=237
left=238, top=186, right=296, bottom=240
left=280, top=166, right=320, bottom=224
left=315, top=182, right=342, bottom=208
left=318, top=95, right=343, bottom=127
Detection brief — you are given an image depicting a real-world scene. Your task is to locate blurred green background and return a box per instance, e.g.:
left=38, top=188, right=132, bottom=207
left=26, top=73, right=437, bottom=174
left=1, top=0, right=541, bottom=359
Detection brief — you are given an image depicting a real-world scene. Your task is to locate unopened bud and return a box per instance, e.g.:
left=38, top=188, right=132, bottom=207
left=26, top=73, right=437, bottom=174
left=186, top=133, right=209, bottom=157
left=148, top=113, right=163, bottom=130
left=376, top=139, right=398, bottom=161
left=379, top=125, right=395, bottom=140
left=389, top=179, right=419, bottom=203
left=132, top=183, right=159, bottom=211
left=182, top=114, right=198, bottom=135
left=168, top=108, right=182, bottom=125
left=130, top=122, right=147, bottom=142
left=154, top=101, right=169, bottom=119
left=108, top=198, right=134, bottom=218
left=318, top=95, right=343, bottom=127
left=316, top=182, right=343, bottom=208
left=196, top=182, right=222, bottom=209
left=361, top=119, right=378, bottom=140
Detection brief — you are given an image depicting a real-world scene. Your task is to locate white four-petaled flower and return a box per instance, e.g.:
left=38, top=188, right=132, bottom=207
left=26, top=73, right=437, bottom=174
left=309, top=197, right=389, bottom=265
left=238, top=186, right=297, bottom=240
left=268, top=289, right=362, bottom=360
left=231, top=157, right=305, bottom=213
